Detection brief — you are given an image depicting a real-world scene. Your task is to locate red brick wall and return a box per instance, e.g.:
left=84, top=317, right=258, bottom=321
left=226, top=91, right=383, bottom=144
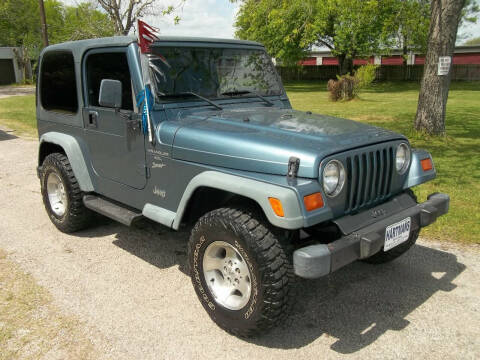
left=300, top=53, right=480, bottom=66
left=322, top=57, right=339, bottom=65
left=353, top=57, right=374, bottom=65
left=300, top=57, right=317, bottom=66
left=453, top=53, right=480, bottom=65
left=381, top=55, right=404, bottom=65
left=415, top=54, right=480, bottom=65
left=415, top=56, right=425, bottom=65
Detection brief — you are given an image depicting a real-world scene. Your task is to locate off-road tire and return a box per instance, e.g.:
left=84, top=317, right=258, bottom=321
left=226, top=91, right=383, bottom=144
left=188, top=207, right=294, bottom=337
left=40, top=153, right=93, bottom=233
left=363, top=190, right=419, bottom=264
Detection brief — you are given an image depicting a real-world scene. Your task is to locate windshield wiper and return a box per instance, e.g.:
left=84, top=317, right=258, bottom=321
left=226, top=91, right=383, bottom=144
left=221, top=90, right=274, bottom=107
left=159, top=92, right=223, bottom=110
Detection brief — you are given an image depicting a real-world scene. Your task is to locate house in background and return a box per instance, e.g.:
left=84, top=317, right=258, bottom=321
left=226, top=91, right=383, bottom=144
left=0, top=47, right=31, bottom=85
left=300, top=45, right=480, bottom=66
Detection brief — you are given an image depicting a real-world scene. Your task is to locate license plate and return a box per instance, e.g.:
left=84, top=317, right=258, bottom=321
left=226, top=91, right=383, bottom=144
left=384, top=217, right=411, bottom=251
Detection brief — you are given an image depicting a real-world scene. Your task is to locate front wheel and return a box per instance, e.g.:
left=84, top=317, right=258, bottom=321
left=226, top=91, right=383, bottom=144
left=188, top=207, right=293, bottom=337
left=40, top=153, right=93, bottom=233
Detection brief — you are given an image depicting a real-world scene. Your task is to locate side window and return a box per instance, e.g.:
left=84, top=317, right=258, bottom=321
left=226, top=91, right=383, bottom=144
left=40, top=51, right=78, bottom=114
left=86, top=52, right=133, bottom=111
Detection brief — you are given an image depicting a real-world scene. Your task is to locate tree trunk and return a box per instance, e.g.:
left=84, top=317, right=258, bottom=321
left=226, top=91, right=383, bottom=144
left=338, top=54, right=354, bottom=75
left=414, top=0, right=465, bottom=135
left=402, top=45, right=409, bottom=81
left=95, top=0, right=158, bottom=35
left=38, top=0, right=49, bottom=47
left=12, top=48, right=31, bottom=82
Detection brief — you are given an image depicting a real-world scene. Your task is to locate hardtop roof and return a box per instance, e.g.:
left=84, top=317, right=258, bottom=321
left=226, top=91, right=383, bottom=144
left=152, top=36, right=263, bottom=47
left=41, top=36, right=264, bottom=59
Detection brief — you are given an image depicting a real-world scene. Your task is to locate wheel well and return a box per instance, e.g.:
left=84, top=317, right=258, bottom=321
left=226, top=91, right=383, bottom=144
left=39, top=142, right=65, bottom=166
left=181, top=187, right=263, bottom=225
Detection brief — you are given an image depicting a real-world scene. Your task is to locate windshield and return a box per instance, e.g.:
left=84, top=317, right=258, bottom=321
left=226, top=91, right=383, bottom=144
left=147, top=46, right=284, bottom=101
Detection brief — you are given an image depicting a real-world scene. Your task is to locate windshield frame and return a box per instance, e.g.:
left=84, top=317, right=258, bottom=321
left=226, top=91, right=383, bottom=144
left=147, top=42, right=286, bottom=105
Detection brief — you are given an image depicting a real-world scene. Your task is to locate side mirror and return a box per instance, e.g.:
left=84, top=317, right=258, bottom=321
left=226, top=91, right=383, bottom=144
left=98, top=79, right=122, bottom=109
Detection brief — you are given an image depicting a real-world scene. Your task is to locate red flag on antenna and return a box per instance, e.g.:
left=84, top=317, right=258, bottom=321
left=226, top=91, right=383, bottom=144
left=138, top=20, right=160, bottom=53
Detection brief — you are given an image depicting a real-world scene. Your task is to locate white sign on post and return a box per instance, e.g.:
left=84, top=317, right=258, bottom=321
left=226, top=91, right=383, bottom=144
left=438, top=56, right=452, bottom=75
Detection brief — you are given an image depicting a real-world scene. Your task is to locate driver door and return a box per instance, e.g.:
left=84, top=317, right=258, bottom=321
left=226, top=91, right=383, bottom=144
left=82, top=49, right=146, bottom=190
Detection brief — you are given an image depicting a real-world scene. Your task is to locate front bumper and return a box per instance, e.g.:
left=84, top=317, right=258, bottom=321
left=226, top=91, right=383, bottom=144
left=293, top=192, right=450, bottom=279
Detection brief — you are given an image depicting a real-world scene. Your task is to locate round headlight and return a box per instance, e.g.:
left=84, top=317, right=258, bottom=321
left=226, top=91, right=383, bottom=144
left=396, top=143, right=411, bottom=174
left=322, top=160, right=345, bottom=197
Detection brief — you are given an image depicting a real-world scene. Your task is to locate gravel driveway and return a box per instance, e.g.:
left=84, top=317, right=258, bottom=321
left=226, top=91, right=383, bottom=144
left=0, top=131, right=479, bottom=359
left=0, top=85, right=35, bottom=99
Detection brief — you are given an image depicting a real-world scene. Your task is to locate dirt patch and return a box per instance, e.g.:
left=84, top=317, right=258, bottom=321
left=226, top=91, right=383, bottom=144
left=352, top=114, right=396, bottom=123
left=0, top=249, right=110, bottom=360
left=0, top=86, right=35, bottom=99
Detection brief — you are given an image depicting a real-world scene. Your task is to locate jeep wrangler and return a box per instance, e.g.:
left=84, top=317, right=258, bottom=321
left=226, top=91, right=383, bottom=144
left=36, top=36, right=449, bottom=337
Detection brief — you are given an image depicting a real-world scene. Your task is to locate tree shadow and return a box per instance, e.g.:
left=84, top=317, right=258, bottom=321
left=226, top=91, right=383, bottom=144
left=77, top=218, right=191, bottom=275
left=284, top=81, right=421, bottom=94
left=76, top=220, right=465, bottom=353
left=247, top=244, right=465, bottom=353
left=284, top=80, right=480, bottom=94
left=0, top=129, right=17, bottom=141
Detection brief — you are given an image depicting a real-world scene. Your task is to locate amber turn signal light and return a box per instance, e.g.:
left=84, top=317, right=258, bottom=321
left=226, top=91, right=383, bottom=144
left=268, top=197, right=285, bottom=217
left=421, top=158, right=433, bottom=171
left=304, top=192, right=324, bottom=212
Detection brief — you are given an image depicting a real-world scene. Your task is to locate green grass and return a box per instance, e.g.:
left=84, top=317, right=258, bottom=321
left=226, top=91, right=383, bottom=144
left=1, top=83, right=479, bottom=244
left=0, top=95, right=36, bottom=137
left=285, top=81, right=480, bottom=244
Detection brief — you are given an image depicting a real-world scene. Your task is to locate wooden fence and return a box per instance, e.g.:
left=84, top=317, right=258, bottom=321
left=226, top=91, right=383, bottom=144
left=277, top=64, right=480, bottom=82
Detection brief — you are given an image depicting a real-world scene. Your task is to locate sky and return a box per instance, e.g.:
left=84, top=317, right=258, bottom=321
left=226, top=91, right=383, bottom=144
left=61, top=0, right=240, bottom=38
left=152, top=0, right=241, bottom=39
left=61, top=0, right=479, bottom=43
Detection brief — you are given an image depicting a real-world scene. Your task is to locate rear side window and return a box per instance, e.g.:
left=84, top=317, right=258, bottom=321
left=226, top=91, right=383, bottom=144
left=86, top=52, right=133, bottom=111
left=40, top=51, right=78, bottom=114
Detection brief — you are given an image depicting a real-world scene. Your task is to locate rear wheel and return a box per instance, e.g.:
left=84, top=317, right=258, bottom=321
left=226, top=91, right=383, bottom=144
left=363, top=190, right=419, bottom=264
left=40, top=153, right=93, bottom=233
left=188, top=207, right=293, bottom=337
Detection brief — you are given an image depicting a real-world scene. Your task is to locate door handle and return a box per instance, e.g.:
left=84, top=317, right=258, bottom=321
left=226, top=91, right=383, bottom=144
left=88, top=111, right=98, bottom=128
left=126, top=119, right=140, bottom=131
left=126, top=113, right=141, bottom=132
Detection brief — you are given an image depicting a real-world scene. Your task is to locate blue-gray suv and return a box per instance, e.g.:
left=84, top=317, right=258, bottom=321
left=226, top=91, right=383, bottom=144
left=36, top=36, right=449, bottom=337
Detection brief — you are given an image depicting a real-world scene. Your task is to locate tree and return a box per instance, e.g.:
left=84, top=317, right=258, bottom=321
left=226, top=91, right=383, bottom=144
left=233, top=0, right=312, bottom=66
left=386, top=0, right=478, bottom=64
left=414, top=0, right=467, bottom=134
left=386, top=0, right=430, bottom=65
left=0, top=0, right=115, bottom=79
left=464, top=36, right=480, bottom=45
left=234, top=0, right=395, bottom=74
left=0, top=0, right=114, bottom=48
left=55, top=3, right=115, bottom=42
left=0, top=0, right=46, bottom=78
left=94, top=0, right=185, bottom=35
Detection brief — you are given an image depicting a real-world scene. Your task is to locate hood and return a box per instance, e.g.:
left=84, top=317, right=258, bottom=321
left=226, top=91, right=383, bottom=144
left=164, top=107, right=405, bottom=178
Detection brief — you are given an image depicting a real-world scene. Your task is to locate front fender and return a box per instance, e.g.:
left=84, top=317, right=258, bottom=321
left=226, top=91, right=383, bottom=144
left=403, top=149, right=436, bottom=189
left=39, top=132, right=94, bottom=192
left=172, top=171, right=305, bottom=230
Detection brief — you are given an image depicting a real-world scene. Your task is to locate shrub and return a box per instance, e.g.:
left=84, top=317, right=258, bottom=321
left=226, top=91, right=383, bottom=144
left=327, top=64, right=378, bottom=101
left=327, top=79, right=339, bottom=101
left=355, top=64, right=378, bottom=89
left=327, top=74, right=357, bottom=101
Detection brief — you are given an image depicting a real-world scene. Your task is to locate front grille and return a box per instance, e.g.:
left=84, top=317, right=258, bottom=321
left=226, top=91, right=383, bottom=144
left=344, top=145, right=395, bottom=213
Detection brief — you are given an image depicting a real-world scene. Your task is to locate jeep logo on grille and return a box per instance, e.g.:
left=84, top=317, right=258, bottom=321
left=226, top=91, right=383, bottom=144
left=371, top=208, right=387, bottom=218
